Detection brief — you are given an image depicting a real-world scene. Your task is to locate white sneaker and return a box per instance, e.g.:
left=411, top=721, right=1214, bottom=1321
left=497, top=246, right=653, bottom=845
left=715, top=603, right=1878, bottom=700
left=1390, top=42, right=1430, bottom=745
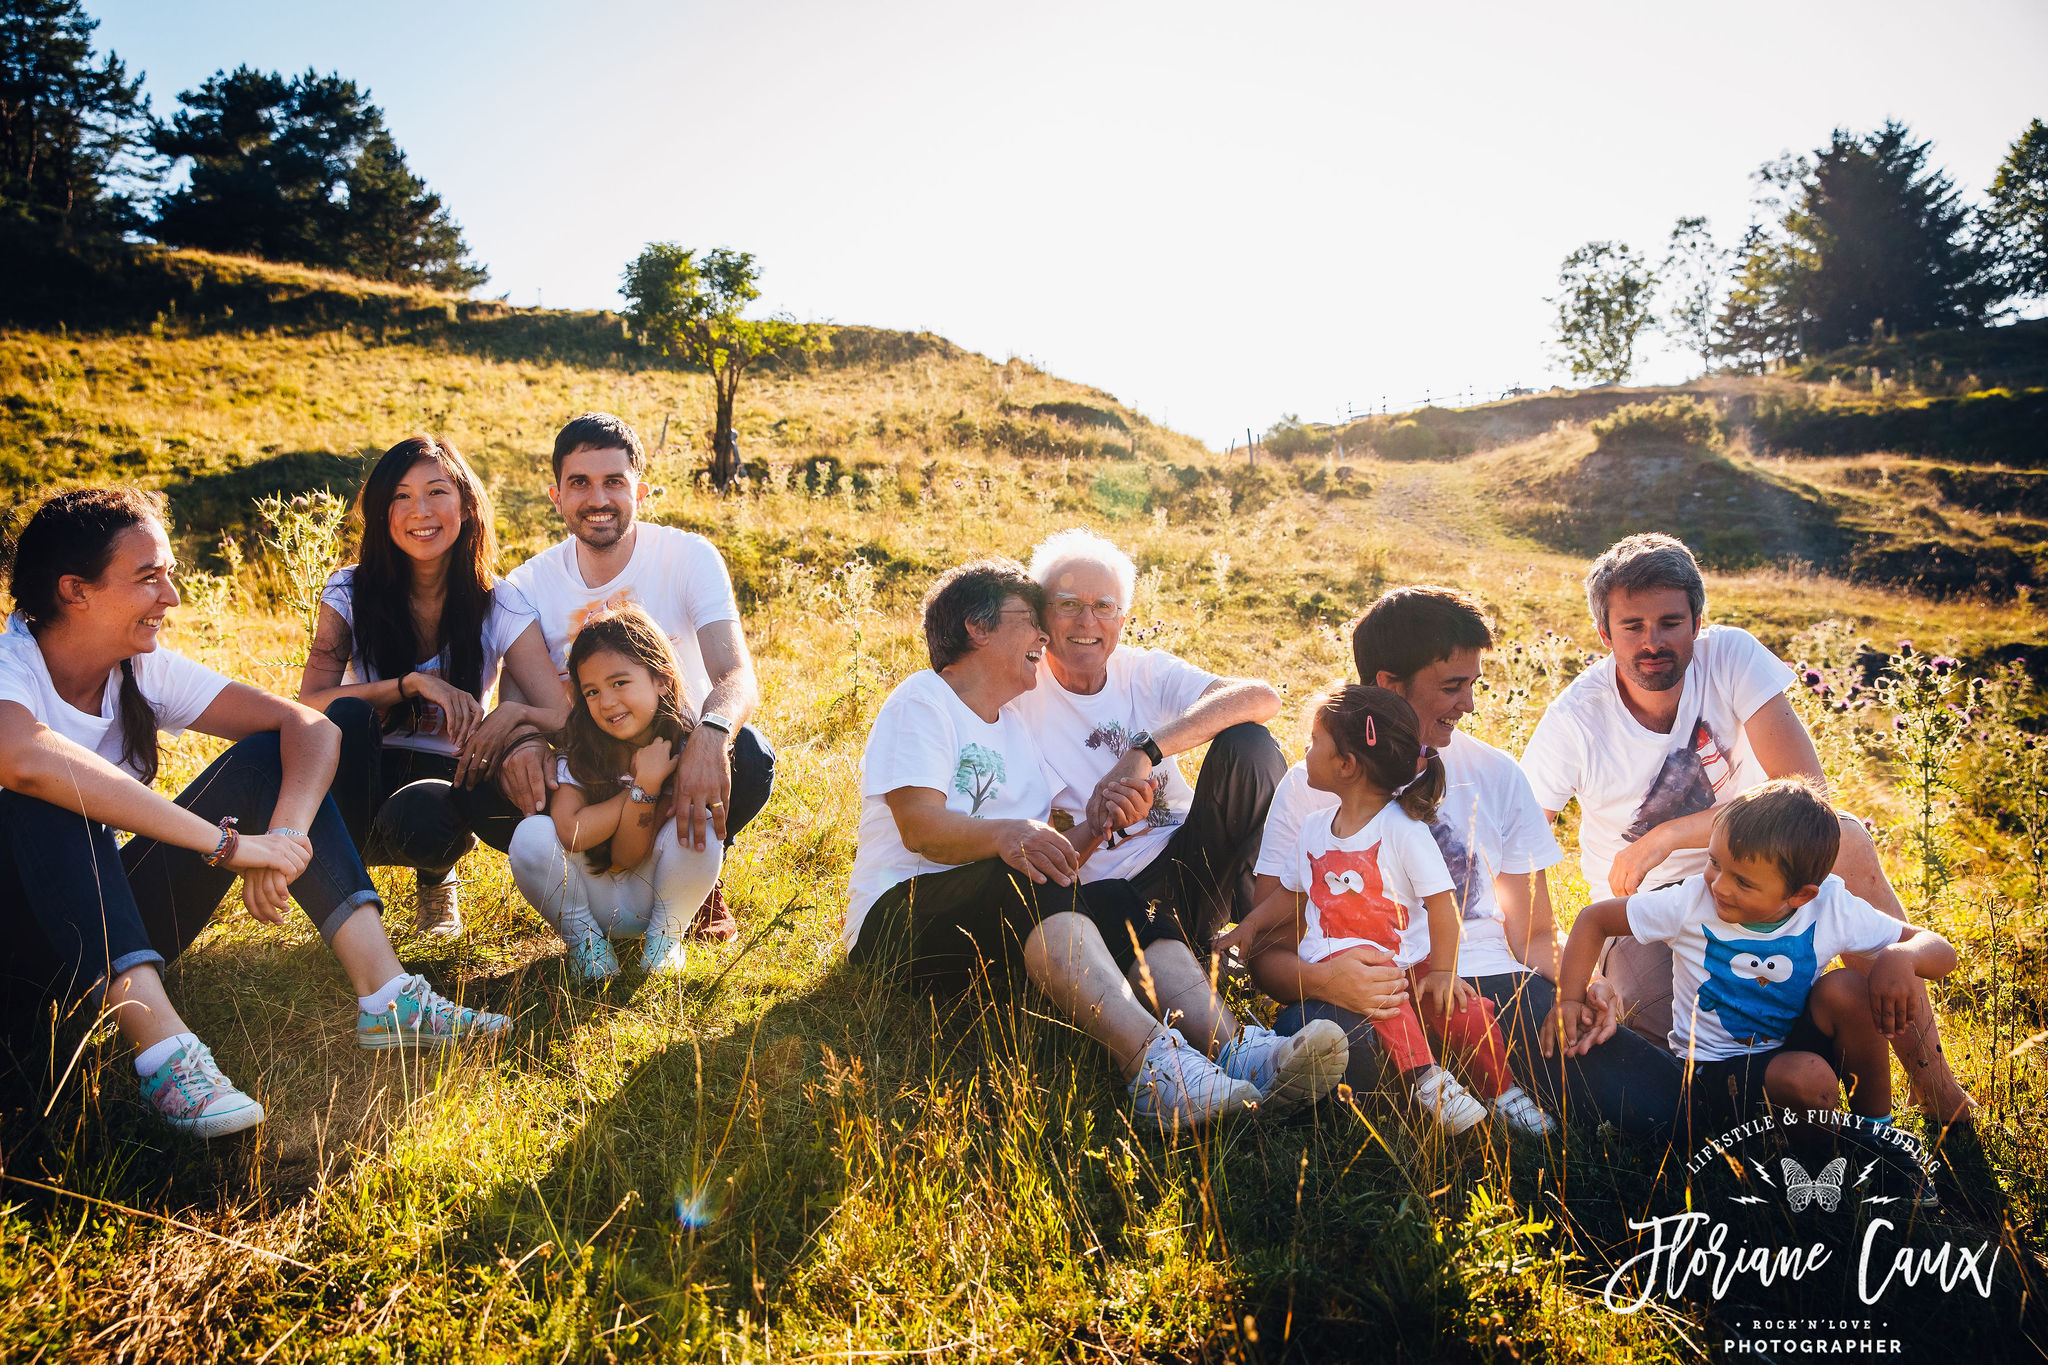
left=1490, top=1084, right=1556, bottom=1137
left=1410, top=1065, right=1487, bottom=1135
left=415, top=872, right=463, bottom=937
left=1128, top=1028, right=1259, bottom=1135
left=1216, top=1020, right=1349, bottom=1120
left=139, top=1041, right=266, bottom=1138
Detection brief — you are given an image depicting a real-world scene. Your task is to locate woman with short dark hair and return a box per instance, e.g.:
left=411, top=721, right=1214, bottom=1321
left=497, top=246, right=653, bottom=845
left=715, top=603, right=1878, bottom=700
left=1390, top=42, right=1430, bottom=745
left=845, top=558, right=1349, bottom=1134
left=0, top=488, right=507, bottom=1138
left=298, top=435, right=568, bottom=935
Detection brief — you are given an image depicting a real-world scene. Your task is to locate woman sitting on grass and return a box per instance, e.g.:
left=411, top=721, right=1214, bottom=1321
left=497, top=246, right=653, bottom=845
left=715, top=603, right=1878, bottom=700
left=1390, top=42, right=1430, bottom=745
left=843, top=558, right=1349, bottom=1134
left=298, top=435, right=568, bottom=937
left=506, top=607, right=723, bottom=979
left=0, top=488, right=507, bottom=1139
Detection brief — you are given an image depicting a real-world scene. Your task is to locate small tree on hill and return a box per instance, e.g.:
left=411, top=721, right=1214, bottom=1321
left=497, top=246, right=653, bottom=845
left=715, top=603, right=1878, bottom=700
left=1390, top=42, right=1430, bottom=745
left=1660, top=216, right=1727, bottom=376
left=1986, top=117, right=2048, bottom=303
left=0, top=0, right=155, bottom=239
left=1712, top=223, right=1798, bottom=373
left=1548, top=240, right=1658, bottom=385
left=621, top=243, right=814, bottom=490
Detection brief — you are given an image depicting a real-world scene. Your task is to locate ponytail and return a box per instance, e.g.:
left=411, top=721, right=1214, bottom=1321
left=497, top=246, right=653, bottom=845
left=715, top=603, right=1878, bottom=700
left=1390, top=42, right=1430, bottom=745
left=1312, top=683, right=1442, bottom=820
left=9, top=488, right=167, bottom=787
left=116, top=659, right=161, bottom=786
left=1397, top=749, right=1445, bottom=823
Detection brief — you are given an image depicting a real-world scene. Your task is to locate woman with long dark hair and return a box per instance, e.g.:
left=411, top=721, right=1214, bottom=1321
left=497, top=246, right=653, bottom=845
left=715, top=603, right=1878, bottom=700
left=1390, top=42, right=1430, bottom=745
left=0, top=489, right=508, bottom=1138
left=298, top=435, right=568, bottom=936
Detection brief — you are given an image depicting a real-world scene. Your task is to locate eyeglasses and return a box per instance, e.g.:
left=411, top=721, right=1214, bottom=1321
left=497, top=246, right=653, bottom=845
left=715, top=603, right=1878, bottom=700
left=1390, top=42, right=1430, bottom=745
left=1050, top=598, right=1125, bottom=621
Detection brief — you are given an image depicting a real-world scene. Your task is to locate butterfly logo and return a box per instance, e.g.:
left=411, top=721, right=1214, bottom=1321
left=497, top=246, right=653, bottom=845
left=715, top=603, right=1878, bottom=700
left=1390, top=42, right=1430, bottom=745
left=1781, top=1157, right=1847, bottom=1212
left=1324, top=868, right=1366, bottom=897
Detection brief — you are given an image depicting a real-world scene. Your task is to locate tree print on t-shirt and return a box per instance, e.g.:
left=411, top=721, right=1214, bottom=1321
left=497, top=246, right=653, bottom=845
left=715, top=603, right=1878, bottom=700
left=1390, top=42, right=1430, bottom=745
left=1308, top=844, right=1406, bottom=948
left=953, top=744, right=1008, bottom=815
left=1426, top=816, right=1486, bottom=922
left=1083, top=721, right=1176, bottom=828
left=1623, top=719, right=1735, bottom=843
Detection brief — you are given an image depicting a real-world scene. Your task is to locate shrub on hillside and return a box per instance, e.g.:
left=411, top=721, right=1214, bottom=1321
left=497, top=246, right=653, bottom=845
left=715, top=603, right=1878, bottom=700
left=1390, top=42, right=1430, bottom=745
left=1262, top=414, right=1334, bottom=458
left=1590, top=395, right=1723, bottom=451
left=1373, top=419, right=1448, bottom=461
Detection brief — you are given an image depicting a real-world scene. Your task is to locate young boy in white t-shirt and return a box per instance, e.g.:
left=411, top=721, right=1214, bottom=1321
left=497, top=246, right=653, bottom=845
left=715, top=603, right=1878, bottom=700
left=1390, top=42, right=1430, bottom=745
left=1545, top=779, right=1956, bottom=1134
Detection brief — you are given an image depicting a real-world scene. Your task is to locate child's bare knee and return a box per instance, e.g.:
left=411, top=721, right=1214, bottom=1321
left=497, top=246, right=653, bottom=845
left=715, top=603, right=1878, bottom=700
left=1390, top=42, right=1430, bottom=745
left=1810, top=967, right=1869, bottom=1023
left=1767, top=1052, right=1841, bottom=1110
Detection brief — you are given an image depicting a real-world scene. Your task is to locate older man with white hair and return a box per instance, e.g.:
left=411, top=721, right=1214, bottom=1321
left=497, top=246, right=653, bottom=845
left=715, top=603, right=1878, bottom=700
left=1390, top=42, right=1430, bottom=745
left=1009, top=529, right=1287, bottom=971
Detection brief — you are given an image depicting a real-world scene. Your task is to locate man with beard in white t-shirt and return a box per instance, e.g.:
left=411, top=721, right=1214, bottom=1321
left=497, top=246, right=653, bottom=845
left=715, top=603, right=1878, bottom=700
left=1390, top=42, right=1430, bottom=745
left=497, top=413, right=773, bottom=942
left=1005, top=529, right=1286, bottom=958
left=1519, top=532, right=1971, bottom=1124
left=1220, top=586, right=1685, bottom=1139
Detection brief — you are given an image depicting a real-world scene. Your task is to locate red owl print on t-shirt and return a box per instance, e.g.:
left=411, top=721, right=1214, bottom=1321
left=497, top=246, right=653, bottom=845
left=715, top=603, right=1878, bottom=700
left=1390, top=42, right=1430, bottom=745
left=1308, top=843, right=1406, bottom=946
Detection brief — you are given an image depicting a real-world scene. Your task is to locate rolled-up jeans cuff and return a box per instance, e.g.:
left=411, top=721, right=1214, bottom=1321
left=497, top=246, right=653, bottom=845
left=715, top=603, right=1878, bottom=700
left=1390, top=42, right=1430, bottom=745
left=317, top=888, right=383, bottom=945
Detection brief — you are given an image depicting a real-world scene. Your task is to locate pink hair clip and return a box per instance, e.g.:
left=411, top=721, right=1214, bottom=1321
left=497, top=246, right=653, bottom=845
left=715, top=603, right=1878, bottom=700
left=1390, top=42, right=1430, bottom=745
left=1365, top=715, right=1377, bottom=746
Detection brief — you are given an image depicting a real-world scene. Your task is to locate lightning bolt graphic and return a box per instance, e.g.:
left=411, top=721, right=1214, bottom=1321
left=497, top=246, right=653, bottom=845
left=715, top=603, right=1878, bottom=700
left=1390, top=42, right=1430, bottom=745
left=1749, top=1158, right=1776, bottom=1187
left=1855, top=1160, right=1878, bottom=1187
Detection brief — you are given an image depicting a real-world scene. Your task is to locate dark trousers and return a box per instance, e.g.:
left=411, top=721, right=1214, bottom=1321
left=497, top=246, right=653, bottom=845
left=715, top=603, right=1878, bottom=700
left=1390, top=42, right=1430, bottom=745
left=0, top=733, right=379, bottom=1021
left=1476, top=970, right=1687, bottom=1142
left=1112, top=721, right=1285, bottom=952
left=327, top=698, right=523, bottom=882
left=851, top=856, right=1169, bottom=994
left=721, top=724, right=776, bottom=845
left=1275, top=970, right=1687, bottom=1141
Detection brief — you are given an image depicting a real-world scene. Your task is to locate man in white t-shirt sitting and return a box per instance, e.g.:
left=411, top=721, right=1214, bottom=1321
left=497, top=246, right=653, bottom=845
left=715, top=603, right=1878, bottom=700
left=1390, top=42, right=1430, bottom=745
left=1226, top=586, right=1684, bottom=1139
left=499, top=413, right=772, bottom=942
left=1519, top=532, right=1970, bottom=1123
left=1005, top=529, right=1286, bottom=957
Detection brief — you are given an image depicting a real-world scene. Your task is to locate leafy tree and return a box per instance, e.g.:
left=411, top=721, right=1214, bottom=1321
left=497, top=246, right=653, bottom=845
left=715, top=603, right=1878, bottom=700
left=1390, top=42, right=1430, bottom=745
left=1660, top=216, right=1727, bottom=376
left=339, top=130, right=487, bottom=290
left=1711, top=224, right=1797, bottom=373
left=0, top=0, right=154, bottom=238
left=1771, top=121, right=1996, bottom=352
left=1986, top=117, right=2048, bottom=302
left=1547, top=241, right=1658, bottom=385
left=622, top=243, right=815, bottom=489
left=152, top=66, right=484, bottom=289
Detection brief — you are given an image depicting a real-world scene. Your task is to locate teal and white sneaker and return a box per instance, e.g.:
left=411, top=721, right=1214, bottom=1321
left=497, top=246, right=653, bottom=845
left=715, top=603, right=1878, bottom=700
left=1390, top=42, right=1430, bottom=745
left=1217, top=1020, right=1350, bottom=1120
left=356, top=973, right=509, bottom=1050
left=1128, top=1027, right=1259, bottom=1136
left=567, top=931, right=621, bottom=982
left=139, top=1041, right=265, bottom=1138
left=639, top=929, right=686, bottom=975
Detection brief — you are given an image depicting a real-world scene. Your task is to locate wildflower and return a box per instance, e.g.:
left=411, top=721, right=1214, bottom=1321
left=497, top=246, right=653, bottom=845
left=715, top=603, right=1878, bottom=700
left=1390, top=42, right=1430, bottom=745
left=1898, top=640, right=1914, bottom=655
left=1894, top=717, right=1908, bottom=731
left=1802, top=669, right=1823, bottom=688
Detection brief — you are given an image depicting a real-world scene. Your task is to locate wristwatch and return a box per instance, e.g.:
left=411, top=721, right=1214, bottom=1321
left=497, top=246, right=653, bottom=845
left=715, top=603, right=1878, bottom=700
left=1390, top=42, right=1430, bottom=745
left=698, top=711, right=735, bottom=738
left=1130, top=730, right=1165, bottom=766
left=626, top=782, right=659, bottom=804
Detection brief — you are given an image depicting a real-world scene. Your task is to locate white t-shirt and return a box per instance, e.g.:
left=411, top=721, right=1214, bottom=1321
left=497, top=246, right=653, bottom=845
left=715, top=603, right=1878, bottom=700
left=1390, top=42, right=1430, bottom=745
left=1282, top=801, right=1454, bottom=968
left=1625, top=873, right=1904, bottom=1061
left=320, top=568, right=537, bottom=757
left=845, top=670, right=1054, bottom=950
left=1520, top=625, right=1795, bottom=894
left=503, top=524, right=741, bottom=714
left=1003, top=646, right=1218, bottom=883
left=1255, top=730, right=1563, bottom=977
left=0, top=612, right=230, bottom=789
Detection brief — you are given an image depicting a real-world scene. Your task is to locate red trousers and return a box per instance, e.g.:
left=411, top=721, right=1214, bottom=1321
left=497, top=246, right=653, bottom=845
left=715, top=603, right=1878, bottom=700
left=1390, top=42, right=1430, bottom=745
left=1371, top=965, right=1515, bottom=1098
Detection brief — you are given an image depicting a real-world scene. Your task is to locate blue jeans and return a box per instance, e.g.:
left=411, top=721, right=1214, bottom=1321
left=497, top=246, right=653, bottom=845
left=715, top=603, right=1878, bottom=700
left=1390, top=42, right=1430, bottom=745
left=0, top=732, right=379, bottom=1015
left=1275, top=969, right=1686, bottom=1142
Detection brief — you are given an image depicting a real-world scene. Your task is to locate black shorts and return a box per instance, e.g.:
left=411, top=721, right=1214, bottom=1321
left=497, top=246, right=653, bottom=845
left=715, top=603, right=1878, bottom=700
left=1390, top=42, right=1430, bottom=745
left=848, top=858, right=1187, bottom=995
left=1682, top=999, right=1841, bottom=1134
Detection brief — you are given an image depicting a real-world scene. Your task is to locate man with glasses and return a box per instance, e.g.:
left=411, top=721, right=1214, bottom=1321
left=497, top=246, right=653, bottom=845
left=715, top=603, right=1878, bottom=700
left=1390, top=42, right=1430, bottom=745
left=1009, top=529, right=1286, bottom=956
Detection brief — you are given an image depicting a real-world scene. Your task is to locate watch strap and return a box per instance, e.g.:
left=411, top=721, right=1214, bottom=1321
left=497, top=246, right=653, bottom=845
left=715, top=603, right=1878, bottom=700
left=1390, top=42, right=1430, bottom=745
left=698, top=711, right=735, bottom=736
left=1132, top=731, right=1165, bottom=766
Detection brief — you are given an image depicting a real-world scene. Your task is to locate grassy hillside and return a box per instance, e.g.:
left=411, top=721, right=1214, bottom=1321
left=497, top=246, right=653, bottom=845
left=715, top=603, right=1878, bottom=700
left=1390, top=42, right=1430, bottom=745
left=2, top=255, right=2045, bottom=1362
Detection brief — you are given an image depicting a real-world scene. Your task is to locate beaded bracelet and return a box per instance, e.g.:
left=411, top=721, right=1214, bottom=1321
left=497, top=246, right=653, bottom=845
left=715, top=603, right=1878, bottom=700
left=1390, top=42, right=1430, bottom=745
left=203, top=816, right=240, bottom=867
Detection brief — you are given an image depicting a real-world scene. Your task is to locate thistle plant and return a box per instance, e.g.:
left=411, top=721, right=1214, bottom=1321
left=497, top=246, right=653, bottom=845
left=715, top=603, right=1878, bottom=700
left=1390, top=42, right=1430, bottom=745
left=256, top=489, right=349, bottom=662
left=1874, top=643, right=1974, bottom=907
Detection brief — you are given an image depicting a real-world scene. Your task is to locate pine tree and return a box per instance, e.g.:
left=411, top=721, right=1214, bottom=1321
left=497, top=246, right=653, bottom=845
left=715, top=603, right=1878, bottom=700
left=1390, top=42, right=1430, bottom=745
left=1986, top=118, right=2048, bottom=302
left=0, top=0, right=153, bottom=238
left=152, top=66, right=485, bottom=289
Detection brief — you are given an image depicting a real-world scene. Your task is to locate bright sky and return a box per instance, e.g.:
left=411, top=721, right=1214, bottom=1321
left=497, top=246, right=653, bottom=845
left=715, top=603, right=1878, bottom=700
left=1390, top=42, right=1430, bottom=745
left=89, top=0, right=2048, bottom=447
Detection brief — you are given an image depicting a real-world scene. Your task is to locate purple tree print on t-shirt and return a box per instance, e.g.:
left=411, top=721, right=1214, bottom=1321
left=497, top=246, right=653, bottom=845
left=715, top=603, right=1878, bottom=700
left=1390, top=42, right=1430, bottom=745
left=1085, top=721, right=1176, bottom=829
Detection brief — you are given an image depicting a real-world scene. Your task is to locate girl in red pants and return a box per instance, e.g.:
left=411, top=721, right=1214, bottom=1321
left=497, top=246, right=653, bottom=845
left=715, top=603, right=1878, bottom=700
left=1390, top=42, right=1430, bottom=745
left=1267, top=685, right=1554, bottom=1136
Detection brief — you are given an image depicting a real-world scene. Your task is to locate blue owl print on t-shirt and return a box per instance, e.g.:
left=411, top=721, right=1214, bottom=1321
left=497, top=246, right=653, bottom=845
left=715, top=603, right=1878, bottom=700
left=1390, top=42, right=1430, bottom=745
left=1695, top=922, right=1820, bottom=1043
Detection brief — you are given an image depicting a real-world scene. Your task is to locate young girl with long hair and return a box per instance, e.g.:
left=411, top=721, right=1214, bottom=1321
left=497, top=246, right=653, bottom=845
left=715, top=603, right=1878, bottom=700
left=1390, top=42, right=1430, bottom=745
left=0, top=489, right=506, bottom=1138
left=1237, top=685, right=1554, bottom=1136
left=506, top=607, right=723, bottom=979
left=299, top=434, right=567, bottom=936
